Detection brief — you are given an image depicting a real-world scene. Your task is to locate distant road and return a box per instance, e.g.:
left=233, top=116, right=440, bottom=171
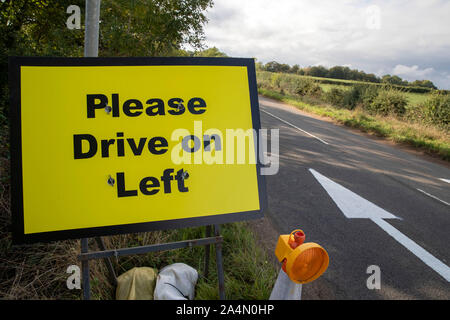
left=258, top=95, right=450, bottom=299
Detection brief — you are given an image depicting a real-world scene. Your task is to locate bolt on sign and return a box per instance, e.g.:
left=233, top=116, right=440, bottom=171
left=9, top=57, right=266, bottom=243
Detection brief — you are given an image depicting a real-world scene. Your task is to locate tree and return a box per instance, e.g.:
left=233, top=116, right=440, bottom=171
left=194, top=46, right=227, bottom=57
left=279, top=63, right=290, bottom=73
left=411, top=79, right=437, bottom=90
left=328, top=66, right=347, bottom=79
left=364, top=73, right=380, bottom=83
left=264, top=61, right=281, bottom=72
left=99, top=0, right=213, bottom=56
left=305, top=65, right=328, bottom=78
left=382, top=74, right=406, bottom=86
left=255, top=60, right=264, bottom=71
left=0, top=0, right=85, bottom=57
left=290, top=64, right=300, bottom=74
left=1, top=0, right=85, bottom=144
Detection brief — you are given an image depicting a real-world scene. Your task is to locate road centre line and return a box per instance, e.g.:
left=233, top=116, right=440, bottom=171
left=416, top=188, right=450, bottom=207
left=439, top=178, right=450, bottom=184
left=260, top=109, right=329, bottom=145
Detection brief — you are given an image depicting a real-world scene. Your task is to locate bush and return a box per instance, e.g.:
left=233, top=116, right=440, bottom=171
left=342, top=85, right=370, bottom=110
left=288, top=77, right=322, bottom=97
left=271, top=73, right=282, bottom=88
left=306, top=81, right=323, bottom=98
left=366, top=88, right=407, bottom=116
left=324, top=85, right=381, bottom=111
left=422, top=92, right=450, bottom=128
left=324, top=88, right=346, bottom=106
left=258, top=72, right=323, bottom=98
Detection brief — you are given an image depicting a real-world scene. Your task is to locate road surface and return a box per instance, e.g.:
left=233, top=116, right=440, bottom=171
left=258, top=95, right=450, bottom=299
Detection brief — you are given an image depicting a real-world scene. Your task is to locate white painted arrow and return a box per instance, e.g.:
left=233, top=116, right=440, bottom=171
left=310, top=168, right=450, bottom=282
left=309, top=169, right=398, bottom=220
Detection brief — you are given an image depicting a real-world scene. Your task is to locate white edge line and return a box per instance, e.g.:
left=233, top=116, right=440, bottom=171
left=439, top=178, right=450, bottom=184
left=371, top=217, right=450, bottom=282
left=416, top=188, right=450, bottom=207
left=260, top=109, right=329, bottom=145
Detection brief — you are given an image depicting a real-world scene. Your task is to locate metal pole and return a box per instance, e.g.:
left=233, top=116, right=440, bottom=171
left=81, top=238, right=90, bottom=300
left=79, top=236, right=222, bottom=261
left=214, top=224, right=226, bottom=300
left=81, top=0, right=101, bottom=300
left=204, top=225, right=211, bottom=279
left=84, top=0, right=101, bottom=57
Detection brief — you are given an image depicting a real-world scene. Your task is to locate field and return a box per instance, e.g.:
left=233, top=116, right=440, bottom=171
left=405, top=92, right=431, bottom=106
left=319, top=81, right=430, bottom=106
left=256, top=71, right=450, bottom=160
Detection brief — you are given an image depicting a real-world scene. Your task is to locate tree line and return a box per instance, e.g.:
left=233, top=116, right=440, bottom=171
left=257, top=61, right=438, bottom=90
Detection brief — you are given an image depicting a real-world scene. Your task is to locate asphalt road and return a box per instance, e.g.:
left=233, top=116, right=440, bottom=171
left=258, top=96, right=450, bottom=300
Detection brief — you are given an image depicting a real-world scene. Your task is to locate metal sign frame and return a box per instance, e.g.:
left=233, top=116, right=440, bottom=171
left=79, top=225, right=226, bottom=300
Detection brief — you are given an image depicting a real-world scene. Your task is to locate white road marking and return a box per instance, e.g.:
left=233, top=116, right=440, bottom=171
left=416, top=188, right=450, bottom=207
left=310, top=168, right=450, bottom=282
left=260, top=109, right=329, bottom=145
left=439, top=178, right=450, bottom=184
left=371, top=217, right=450, bottom=282
left=309, top=169, right=398, bottom=220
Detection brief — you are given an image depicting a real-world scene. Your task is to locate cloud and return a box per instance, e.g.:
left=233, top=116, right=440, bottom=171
left=392, top=65, right=434, bottom=79
left=204, top=0, right=450, bottom=89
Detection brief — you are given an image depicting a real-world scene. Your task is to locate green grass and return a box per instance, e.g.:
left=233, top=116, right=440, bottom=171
left=303, top=74, right=440, bottom=94
left=258, top=88, right=450, bottom=161
left=318, top=82, right=430, bottom=107
left=194, top=223, right=278, bottom=300
left=319, top=83, right=351, bottom=93
left=405, top=92, right=430, bottom=106
left=301, top=74, right=371, bottom=86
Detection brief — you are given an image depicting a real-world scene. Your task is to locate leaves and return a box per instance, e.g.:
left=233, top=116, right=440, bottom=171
left=99, top=0, right=213, bottom=56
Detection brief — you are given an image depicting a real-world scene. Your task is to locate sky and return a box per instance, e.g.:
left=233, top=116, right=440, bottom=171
left=202, top=0, right=450, bottom=89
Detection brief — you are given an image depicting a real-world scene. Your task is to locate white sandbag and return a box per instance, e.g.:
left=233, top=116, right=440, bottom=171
left=154, top=263, right=198, bottom=300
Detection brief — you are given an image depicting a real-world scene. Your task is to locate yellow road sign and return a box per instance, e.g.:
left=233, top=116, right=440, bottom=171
left=9, top=57, right=266, bottom=243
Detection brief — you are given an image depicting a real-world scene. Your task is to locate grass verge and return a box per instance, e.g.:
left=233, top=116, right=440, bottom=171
left=0, top=217, right=277, bottom=299
left=259, top=88, right=450, bottom=161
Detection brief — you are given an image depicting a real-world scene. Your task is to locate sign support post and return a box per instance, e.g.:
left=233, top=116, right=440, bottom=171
left=214, top=225, right=226, bottom=300
left=84, top=0, right=101, bottom=57
left=80, top=238, right=91, bottom=300
left=81, top=0, right=102, bottom=300
left=204, top=225, right=212, bottom=279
